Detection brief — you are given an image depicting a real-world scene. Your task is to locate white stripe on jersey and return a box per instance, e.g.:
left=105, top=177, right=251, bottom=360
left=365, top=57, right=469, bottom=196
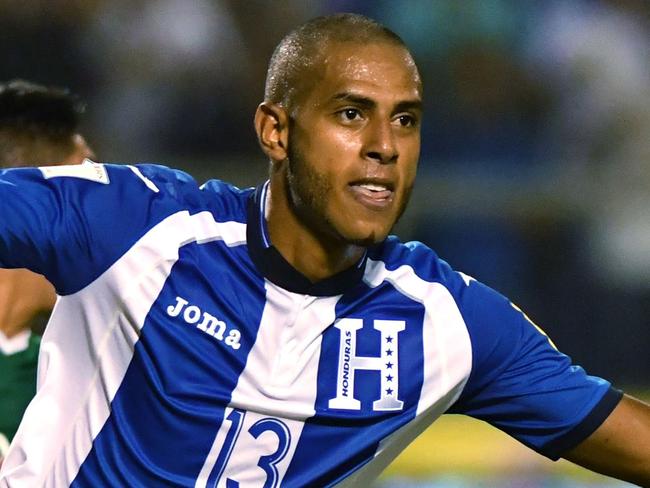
left=197, top=284, right=341, bottom=487
left=363, top=259, right=471, bottom=414
left=1, top=211, right=246, bottom=488
left=341, top=259, right=472, bottom=486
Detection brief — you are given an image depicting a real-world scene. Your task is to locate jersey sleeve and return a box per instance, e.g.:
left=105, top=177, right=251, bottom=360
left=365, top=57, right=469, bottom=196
left=0, top=161, right=196, bottom=295
left=446, top=272, right=623, bottom=460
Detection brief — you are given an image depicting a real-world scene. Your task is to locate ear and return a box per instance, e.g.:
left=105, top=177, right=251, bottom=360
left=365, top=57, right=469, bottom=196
left=64, top=134, right=96, bottom=165
left=254, top=102, right=289, bottom=162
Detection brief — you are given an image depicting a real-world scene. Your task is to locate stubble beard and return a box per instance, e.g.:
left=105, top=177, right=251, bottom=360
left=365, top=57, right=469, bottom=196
left=285, top=143, right=413, bottom=248
left=285, top=143, right=348, bottom=245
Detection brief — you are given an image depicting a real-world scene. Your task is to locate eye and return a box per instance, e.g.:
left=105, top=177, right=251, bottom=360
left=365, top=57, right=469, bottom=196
left=338, top=108, right=363, bottom=122
left=394, top=114, right=417, bottom=128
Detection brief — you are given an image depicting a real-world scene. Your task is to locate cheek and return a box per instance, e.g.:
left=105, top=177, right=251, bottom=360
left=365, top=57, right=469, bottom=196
left=296, top=133, right=361, bottom=191
left=404, top=160, right=418, bottom=185
left=307, top=122, right=361, bottom=158
left=399, top=141, right=420, bottom=181
left=288, top=143, right=334, bottom=210
left=332, top=129, right=361, bottom=151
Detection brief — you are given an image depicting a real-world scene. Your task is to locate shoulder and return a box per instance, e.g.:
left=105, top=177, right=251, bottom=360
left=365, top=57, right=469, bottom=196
left=370, top=236, right=552, bottom=378
left=128, top=163, right=197, bottom=189
left=109, top=163, right=253, bottom=220
left=115, top=163, right=201, bottom=208
left=198, top=178, right=254, bottom=222
left=371, top=235, right=523, bottom=312
left=368, top=236, right=469, bottom=294
left=16, top=161, right=203, bottom=212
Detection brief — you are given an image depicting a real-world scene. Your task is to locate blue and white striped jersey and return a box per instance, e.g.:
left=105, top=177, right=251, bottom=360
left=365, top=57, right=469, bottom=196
left=0, top=161, right=621, bottom=487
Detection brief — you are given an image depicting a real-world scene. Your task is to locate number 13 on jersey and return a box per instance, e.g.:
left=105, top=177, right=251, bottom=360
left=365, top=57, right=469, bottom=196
left=195, top=408, right=295, bottom=488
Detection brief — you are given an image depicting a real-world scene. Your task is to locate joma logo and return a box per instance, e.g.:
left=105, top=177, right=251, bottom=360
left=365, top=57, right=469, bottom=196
left=166, top=296, right=241, bottom=350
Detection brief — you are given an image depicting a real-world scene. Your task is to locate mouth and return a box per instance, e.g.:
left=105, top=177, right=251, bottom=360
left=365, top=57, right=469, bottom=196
left=348, top=179, right=395, bottom=209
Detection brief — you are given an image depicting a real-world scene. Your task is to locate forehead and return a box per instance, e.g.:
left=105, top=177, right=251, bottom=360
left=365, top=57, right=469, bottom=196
left=301, top=41, right=422, bottom=106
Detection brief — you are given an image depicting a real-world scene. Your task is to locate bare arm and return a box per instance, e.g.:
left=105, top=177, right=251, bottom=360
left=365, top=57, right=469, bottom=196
left=564, top=394, right=650, bottom=487
left=0, top=268, right=56, bottom=338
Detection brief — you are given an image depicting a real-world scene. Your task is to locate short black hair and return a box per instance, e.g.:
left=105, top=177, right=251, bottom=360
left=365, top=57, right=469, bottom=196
left=264, top=13, right=410, bottom=109
left=0, top=79, right=86, bottom=167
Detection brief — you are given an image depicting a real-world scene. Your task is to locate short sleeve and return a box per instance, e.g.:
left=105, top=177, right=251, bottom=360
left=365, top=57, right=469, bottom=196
left=448, top=276, right=623, bottom=459
left=0, top=162, right=197, bottom=295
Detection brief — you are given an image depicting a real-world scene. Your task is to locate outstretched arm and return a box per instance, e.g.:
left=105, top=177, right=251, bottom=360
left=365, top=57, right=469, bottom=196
left=564, top=394, right=650, bottom=487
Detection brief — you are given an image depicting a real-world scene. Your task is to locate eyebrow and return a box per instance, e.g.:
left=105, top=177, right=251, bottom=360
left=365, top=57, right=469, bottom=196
left=331, top=92, right=422, bottom=113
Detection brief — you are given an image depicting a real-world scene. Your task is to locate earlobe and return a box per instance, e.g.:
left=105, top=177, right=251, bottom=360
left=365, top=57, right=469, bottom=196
left=254, top=102, right=289, bottom=162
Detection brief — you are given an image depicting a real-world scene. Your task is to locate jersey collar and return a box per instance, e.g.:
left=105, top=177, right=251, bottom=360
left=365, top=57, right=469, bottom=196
left=247, top=181, right=368, bottom=296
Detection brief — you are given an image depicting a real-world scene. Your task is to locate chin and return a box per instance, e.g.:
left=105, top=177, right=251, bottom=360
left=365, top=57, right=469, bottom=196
left=344, top=235, right=378, bottom=247
left=341, top=224, right=391, bottom=247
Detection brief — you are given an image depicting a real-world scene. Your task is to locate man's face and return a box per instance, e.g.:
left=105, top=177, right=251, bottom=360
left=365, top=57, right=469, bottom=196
left=284, top=40, right=422, bottom=246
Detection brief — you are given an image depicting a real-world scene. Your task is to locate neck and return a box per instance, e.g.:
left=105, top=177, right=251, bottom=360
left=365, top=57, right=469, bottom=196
left=265, top=177, right=365, bottom=283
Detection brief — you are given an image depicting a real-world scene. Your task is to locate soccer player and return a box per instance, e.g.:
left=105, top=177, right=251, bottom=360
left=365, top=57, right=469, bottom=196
left=0, top=13, right=649, bottom=487
left=0, top=79, right=94, bottom=462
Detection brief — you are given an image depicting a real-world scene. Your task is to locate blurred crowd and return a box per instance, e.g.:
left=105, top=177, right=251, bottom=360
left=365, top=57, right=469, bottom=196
left=0, top=0, right=648, bottom=385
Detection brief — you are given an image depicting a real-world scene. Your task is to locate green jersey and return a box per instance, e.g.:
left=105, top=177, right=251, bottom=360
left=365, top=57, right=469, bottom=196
left=0, top=331, right=40, bottom=443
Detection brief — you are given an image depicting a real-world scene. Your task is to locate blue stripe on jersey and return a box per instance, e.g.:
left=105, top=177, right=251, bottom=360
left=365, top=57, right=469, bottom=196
left=71, top=241, right=267, bottom=487
left=372, top=237, right=618, bottom=458
left=283, top=280, right=425, bottom=486
left=369, top=238, right=444, bottom=281
left=446, top=273, right=616, bottom=458
left=190, top=176, right=253, bottom=224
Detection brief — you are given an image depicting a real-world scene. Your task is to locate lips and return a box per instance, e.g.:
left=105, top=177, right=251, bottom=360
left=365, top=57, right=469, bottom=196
left=348, top=179, right=395, bottom=209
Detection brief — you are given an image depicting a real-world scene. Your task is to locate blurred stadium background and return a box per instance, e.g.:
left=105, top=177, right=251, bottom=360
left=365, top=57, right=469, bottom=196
left=1, top=0, right=648, bottom=486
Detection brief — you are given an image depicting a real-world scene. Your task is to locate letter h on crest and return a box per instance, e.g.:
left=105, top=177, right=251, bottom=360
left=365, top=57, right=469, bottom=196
left=328, top=318, right=406, bottom=411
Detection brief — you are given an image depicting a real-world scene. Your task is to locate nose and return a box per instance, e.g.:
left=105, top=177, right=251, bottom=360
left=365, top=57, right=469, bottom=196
left=363, top=118, right=398, bottom=164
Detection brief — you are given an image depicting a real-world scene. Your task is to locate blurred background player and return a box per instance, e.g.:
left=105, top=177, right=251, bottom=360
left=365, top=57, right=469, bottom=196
left=0, top=79, right=94, bottom=462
